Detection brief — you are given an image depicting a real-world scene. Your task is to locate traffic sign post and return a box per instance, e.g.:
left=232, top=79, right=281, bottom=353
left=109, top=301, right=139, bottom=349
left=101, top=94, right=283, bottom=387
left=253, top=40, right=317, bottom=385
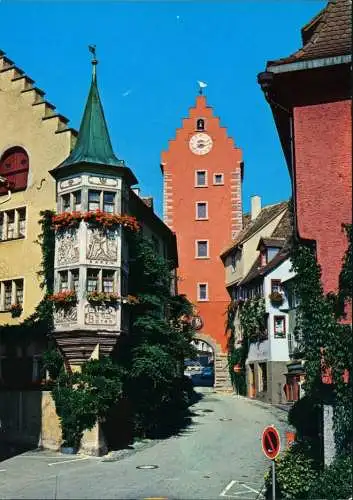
left=261, top=426, right=281, bottom=500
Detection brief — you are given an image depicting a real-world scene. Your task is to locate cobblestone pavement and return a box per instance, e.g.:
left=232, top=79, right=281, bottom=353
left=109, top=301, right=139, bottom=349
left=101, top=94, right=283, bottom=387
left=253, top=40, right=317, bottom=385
left=0, top=389, right=289, bottom=499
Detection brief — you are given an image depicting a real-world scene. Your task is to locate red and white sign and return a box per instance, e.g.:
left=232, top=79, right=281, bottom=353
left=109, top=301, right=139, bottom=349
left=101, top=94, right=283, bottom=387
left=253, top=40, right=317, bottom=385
left=261, top=425, right=281, bottom=460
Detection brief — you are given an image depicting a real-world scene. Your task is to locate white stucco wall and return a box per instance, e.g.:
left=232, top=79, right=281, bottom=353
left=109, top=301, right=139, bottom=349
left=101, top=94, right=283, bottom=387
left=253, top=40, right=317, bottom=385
left=265, top=258, right=294, bottom=362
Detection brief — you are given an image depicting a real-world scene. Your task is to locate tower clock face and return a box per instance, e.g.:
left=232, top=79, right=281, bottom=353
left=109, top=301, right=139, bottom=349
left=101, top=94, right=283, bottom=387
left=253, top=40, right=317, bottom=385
left=189, top=133, right=213, bottom=156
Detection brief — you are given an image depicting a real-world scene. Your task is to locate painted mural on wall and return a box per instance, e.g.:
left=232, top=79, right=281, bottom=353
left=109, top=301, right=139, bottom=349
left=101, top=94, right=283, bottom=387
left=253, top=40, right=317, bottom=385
left=54, top=305, right=78, bottom=325
left=84, top=304, right=117, bottom=326
left=86, top=228, right=118, bottom=264
left=56, top=231, right=79, bottom=265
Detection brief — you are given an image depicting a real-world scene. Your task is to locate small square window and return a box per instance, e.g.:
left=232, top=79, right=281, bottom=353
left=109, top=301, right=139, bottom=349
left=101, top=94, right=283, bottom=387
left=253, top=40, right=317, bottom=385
left=196, top=202, right=208, bottom=220
left=4, top=281, right=12, bottom=310
left=87, top=269, right=99, bottom=292
left=103, top=192, right=115, bottom=213
left=15, top=279, right=24, bottom=305
left=197, top=283, right=208, bottom=301
left=271, top=280, right=282, bottom=294
left=103, top=270, right=115, bottom=293
left=62, top=194, right=71, bottom=213
left=213, top=173, right=224, bottom=185
left=195, top=171, right=207, bottom=187
left=196, top=240, right=209, bottom=258
left=72, top=270, right=80, bottom=294
left=7, top=211, right=15, bottom=240
left=18, top=208, right=26, bottom=237
left=59, top=271, right=69, bottom=292
left=88, top=191, right=100, bottom=212
left=73, top=191, right=81, bottom=211
left=274, top=316, right=286, bottom=338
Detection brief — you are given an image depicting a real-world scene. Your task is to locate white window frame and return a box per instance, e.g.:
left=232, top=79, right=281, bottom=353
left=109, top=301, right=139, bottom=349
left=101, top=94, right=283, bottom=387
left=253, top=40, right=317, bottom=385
left=195, top=201, right=208, bottom=220
left=195, top=239, right=209, bottom=259
left=0, top=207, right=27, bottom=241
left=195, top=170, right=208, bottom=188
left=87, top=189, right=116, bottom=213
left=213, top=173, right=224, bottom=185
left=86, top=268, right=118, bottom=294
left=61, top=190, right=82, bottom=213
left=57, top=269, right=80, bottom=293
left=0, top=278, right=24, bottom=311
left=197, top=282, right=209, bottom=302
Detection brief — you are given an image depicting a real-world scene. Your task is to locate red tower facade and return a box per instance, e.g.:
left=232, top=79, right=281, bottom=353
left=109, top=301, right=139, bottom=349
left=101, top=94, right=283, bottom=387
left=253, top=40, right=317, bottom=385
left=161, top=94, right=243, bottom=386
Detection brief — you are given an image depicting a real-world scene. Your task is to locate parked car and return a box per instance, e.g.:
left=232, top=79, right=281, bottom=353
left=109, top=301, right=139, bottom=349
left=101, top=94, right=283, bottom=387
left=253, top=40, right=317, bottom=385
left=201, top=366, right=214, bottom=379
left=184, top=360, right=203, bottom=377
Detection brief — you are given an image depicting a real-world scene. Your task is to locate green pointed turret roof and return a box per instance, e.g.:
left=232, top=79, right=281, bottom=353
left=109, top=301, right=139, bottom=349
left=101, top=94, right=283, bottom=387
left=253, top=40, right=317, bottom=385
left=58, top=51, right=123, bottom=169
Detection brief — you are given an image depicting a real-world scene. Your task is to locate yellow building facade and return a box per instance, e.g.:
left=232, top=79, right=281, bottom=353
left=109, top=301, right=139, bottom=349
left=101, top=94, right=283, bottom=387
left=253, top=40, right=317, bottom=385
left=0, top=50, right=76, bottom=325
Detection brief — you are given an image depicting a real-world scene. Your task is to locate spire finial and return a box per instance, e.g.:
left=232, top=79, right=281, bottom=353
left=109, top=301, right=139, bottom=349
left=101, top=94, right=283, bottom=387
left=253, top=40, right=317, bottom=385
left=89, top=45, right=98, bottom=79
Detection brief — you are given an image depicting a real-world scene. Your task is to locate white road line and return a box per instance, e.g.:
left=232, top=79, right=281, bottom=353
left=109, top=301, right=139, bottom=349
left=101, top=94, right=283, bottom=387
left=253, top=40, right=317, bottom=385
left=220, top=480, right=237, bottom=497
left=48, top=457, right=89, bottom=466
left=0, top=469, right=6, bottom=472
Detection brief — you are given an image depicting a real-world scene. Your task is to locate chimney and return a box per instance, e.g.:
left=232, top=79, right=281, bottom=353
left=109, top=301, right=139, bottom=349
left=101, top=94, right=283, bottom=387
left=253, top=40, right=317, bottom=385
left=251, top=195, right=261, bottom=220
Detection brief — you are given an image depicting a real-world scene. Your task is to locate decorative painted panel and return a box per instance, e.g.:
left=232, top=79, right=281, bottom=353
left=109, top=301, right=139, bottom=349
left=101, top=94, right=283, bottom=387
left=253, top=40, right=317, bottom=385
left=54, top=306, right=78, bottom=325
left=86, top=228, right=118, bottom=264
left=84, top=304, right=117, bottom=326
left=88, top=176, right=118, bottom=187
left=56, top=230, right=79, bottom=265
left=59, top=177, right=81, bottom=190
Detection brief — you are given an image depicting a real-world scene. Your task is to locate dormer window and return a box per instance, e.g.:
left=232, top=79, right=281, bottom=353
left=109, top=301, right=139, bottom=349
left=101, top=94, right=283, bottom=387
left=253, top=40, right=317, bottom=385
left=196, top=118, right=205, bottom=131
left=260, top=248, right=267, bottom=267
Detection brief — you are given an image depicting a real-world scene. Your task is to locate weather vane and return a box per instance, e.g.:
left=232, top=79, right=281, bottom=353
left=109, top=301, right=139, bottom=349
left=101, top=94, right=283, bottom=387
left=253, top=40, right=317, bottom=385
left=197, top=80, right=207, bottom=95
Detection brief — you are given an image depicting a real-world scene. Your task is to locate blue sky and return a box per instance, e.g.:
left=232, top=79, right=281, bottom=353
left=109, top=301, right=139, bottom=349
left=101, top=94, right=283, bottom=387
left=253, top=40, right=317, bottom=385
left=1, top=1, right=326, bottom=217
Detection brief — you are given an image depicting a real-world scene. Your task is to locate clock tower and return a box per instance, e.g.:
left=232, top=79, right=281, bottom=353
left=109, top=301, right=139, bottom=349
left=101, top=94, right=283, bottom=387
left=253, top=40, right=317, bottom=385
left=161, top=94, right=243, bottom=389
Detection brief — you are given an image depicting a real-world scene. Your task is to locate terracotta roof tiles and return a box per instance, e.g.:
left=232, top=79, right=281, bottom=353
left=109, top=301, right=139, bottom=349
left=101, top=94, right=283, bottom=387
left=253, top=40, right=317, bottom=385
left=267, top=0, right=351, bottom=67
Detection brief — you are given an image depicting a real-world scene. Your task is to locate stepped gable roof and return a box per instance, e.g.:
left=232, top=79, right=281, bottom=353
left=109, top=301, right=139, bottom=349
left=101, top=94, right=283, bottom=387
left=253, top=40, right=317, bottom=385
left=220, top=201, right=288, bottom=259
left=267, top=0, right=351, bottom=67
left=57, top=52, right=123, bottom=170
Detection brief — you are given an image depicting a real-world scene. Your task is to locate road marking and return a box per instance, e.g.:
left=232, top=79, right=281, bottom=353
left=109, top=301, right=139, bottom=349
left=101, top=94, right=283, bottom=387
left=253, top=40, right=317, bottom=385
left=220, top=480, right=237, bottom=496
left=0, top=469, right=6, bottom=472
left=220, top=480, right=263, bottom=498
left=48, top=457, right=89, bottom=466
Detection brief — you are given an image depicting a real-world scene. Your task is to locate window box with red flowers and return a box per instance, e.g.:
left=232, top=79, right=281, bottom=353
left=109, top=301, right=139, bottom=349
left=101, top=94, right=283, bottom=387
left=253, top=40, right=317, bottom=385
left=52, top=210, right=140, bottom=232
left=10, top=303, right=23, bottom=318
left=87, top=291, right=120, bottom=306
left=269, top=291, right=284, bottom=306
left=49, top=290, right=77, bottom=308
left=52, top=211, right=82, bottom=231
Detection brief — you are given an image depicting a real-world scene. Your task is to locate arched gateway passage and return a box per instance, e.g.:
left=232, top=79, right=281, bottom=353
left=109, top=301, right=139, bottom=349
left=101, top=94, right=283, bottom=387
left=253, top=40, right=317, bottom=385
left=184, top=337, right=215, bottom=387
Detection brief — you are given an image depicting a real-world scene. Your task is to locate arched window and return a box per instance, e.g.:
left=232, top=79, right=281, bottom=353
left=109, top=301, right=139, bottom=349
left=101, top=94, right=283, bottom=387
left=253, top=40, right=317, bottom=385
left=196, top=118, right=205, bottom=131
left=0, top=147, right=29, bottom=195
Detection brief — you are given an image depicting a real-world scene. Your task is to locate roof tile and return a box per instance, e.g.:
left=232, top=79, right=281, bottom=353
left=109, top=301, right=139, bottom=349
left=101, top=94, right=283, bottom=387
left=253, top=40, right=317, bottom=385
left=267, top=0, right=351, bottom=67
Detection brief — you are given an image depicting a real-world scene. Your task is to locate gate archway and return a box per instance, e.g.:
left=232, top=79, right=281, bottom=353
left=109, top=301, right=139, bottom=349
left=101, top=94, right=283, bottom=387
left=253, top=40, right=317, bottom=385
left=186, top=337, right=215, bottom=387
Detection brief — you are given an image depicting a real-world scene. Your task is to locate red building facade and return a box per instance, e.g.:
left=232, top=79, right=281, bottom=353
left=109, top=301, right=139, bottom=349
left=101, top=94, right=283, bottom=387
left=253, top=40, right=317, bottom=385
left=161, top=94, right=243, bottom=387
left=258, top=0, right=352, bottom=297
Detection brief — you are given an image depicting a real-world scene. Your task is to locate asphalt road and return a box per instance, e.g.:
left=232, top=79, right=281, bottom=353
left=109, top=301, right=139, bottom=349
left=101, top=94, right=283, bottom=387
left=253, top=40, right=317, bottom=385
left=0, top=389, right=289, bottom=500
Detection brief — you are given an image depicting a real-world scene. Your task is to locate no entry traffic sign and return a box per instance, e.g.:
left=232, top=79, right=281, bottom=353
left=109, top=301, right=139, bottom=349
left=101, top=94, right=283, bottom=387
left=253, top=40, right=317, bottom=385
left=261, top=425, right=281, bottom=460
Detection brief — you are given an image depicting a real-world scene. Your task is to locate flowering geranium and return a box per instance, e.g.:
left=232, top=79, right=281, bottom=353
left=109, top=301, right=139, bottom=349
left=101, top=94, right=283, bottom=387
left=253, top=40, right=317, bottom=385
left=269, top=291, right=284, bottom=305
left=10, top=303, right=23, bottom=318
left=52, top=210, right=140, bottom=232
left=87, top=291, right=120, bottom=305
left=52, top=211, right=82, bottom=231
left=48, top=290, right=77, bottom=306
